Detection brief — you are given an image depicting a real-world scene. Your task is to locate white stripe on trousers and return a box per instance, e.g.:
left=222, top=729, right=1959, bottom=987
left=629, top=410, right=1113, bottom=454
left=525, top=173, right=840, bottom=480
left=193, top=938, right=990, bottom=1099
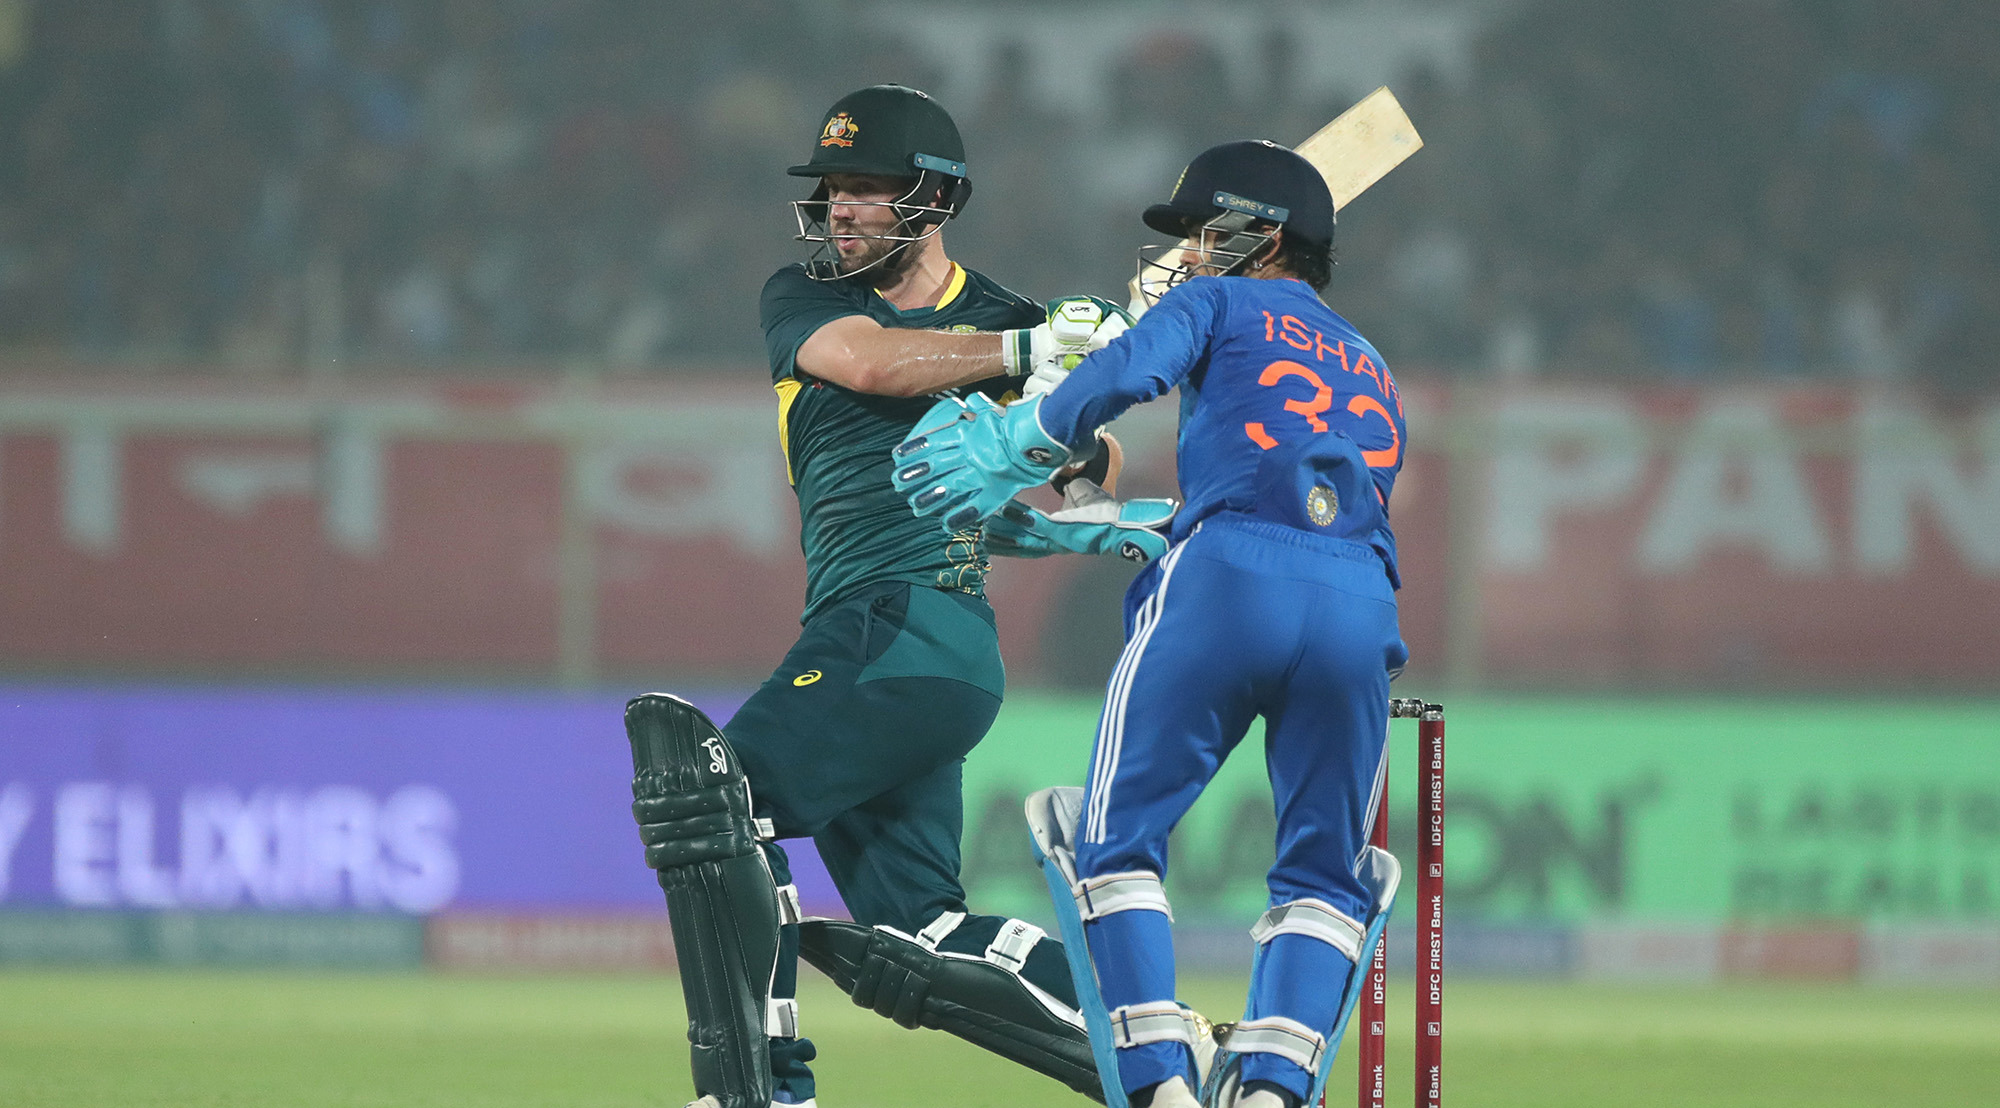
left=1356, top=721, right=1391, bottom=875
left=1085, top=540, right=1191, bottom=845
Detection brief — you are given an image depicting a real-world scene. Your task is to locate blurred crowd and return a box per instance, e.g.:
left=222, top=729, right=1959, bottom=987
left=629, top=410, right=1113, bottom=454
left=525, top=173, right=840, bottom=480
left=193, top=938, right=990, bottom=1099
left=0, top=0, right=1992, bottom=383
left=1358, top=0, right=2000, bottom=386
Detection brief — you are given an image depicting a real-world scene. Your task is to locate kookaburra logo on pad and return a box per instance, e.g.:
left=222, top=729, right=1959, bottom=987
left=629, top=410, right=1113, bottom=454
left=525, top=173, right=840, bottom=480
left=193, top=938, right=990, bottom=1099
left=701, top=736, right=728, bottom=774
left=819, top=112, right=859, bottom=147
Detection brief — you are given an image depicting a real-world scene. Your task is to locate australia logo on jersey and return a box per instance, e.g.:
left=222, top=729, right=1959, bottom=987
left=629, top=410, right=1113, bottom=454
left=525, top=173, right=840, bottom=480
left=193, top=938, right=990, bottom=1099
left=820, top=112, right=860, bottom=147
left=1306, top=485, right=1339, bottom=527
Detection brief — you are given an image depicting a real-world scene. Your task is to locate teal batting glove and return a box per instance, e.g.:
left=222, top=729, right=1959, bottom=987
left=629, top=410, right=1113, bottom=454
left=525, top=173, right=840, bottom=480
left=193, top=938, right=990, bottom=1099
left=892, top=394, right=1080, bottom=532
left=982, top=481, right=1176, bottom=564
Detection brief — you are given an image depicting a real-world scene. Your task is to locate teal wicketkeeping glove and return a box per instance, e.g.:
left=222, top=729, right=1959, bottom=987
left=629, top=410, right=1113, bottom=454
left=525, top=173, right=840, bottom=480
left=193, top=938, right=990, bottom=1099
left=982, top=479, right=1177, bottom=564
left=892, top=393, right=1081, bottom=532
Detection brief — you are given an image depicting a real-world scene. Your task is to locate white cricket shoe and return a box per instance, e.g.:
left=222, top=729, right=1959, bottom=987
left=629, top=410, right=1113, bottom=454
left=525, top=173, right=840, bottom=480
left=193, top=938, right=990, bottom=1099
left=1188, top=1009, right=1220, bottom=1091
left=770, top=1100, right=816, bottom=1108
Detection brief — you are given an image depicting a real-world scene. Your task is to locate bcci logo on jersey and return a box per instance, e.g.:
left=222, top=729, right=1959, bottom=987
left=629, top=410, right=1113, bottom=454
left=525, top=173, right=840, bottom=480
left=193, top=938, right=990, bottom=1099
left=1307, top=485, right=1339, bottom=527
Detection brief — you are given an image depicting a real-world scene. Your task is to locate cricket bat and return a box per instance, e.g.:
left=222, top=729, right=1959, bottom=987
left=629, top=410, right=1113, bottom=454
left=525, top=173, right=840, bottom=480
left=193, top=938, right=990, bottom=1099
left=1128, top=86, right=1424, bottom=308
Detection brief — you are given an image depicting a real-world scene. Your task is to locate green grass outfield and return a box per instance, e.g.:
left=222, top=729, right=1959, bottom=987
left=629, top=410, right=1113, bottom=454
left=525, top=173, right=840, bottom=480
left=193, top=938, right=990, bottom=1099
left=3, top=969, right=1997, bottom=1107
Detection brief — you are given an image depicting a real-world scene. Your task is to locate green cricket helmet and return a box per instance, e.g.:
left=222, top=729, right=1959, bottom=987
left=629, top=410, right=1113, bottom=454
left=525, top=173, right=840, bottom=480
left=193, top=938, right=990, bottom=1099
left=789, top=84, right=973, bottom=280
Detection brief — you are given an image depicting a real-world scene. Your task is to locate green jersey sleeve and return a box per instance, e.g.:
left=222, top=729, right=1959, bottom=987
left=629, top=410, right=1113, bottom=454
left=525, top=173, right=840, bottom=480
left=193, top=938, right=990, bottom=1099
left=756, top=262, right=1047, bottom=623
left=760, top=265, right=866, bottom=383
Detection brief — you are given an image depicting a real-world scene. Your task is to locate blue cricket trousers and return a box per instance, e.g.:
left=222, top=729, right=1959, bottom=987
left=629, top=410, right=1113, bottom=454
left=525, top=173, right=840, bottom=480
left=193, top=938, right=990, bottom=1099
left=1073, top=512, right=1408, bottom=1099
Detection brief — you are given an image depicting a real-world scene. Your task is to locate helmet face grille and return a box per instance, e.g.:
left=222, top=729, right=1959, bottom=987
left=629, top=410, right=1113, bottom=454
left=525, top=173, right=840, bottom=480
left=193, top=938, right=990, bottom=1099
left=1132, top=210, right=1279, bottom=305
left=791, top=173, right=956, bottom=282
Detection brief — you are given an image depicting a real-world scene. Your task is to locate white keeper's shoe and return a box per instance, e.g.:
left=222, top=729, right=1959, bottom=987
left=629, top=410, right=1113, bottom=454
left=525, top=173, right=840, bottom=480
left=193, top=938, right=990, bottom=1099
left=682, top=1099, right=722, bottom=1108
left=1188, top=1009, right=1220, bottom=1092
left=1146, top=1076, right=1202, bottom=1108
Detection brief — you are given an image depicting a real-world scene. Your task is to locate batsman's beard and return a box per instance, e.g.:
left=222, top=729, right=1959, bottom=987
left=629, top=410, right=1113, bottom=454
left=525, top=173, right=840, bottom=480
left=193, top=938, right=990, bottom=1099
left=835, top=224, right=924, bottom=286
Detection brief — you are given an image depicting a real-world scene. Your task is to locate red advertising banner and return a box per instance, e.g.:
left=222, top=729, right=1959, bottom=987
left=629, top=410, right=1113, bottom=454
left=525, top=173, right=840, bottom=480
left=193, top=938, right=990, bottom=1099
left=0, top=376, right=1992, bottom=687
left=1470, top=384, right=2000, bottom=685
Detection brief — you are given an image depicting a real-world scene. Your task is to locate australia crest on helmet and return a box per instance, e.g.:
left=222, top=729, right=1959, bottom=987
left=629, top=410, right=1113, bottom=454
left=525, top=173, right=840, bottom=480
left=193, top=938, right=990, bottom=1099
left=819, top=112, right=860, bottom=148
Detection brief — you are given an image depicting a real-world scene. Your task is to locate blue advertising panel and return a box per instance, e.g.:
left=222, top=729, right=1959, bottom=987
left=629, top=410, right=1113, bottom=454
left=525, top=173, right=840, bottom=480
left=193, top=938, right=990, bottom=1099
left=0, top=686, right=841, bottom=915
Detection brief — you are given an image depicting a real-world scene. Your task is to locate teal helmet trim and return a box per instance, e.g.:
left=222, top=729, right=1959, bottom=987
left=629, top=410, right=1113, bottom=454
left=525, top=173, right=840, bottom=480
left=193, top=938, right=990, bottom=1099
left=912, top=152, right=968, bottom=177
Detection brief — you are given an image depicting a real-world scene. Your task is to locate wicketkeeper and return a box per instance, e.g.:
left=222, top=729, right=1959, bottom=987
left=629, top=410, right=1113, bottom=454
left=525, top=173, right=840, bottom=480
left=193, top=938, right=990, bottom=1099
left=894, top=139, right=1411, bottom=1108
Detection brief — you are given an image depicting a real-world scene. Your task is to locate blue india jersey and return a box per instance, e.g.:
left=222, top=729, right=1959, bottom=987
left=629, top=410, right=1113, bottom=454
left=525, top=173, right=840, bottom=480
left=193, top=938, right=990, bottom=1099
left=1048, top=278, right=1414, bottom=1097
left=1037, top=275, right=1406, bottom=584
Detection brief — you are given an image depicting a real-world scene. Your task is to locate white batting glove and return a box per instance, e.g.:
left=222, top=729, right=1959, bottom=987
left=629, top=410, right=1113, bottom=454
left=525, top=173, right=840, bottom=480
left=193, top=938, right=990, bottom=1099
left=1001, top=322, right=1058, bottom=378
left=1049, top=296, right=1132, bottom=361
left=1022, top=357, right=1069, bottom=399
left=1014, top=296, right=1132, bottom=397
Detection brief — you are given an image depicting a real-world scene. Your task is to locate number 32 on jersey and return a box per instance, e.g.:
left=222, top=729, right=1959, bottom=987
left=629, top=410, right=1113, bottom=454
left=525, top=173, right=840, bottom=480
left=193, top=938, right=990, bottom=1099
left=1244, top=311, right=1402, bottom=467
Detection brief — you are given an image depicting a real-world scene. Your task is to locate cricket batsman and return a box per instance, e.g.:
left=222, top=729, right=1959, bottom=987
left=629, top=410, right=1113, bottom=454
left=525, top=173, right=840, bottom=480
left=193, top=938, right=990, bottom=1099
left=620, top=84, right=1176, bottom=1108
left=893, top=139, right=1411, bottom=1108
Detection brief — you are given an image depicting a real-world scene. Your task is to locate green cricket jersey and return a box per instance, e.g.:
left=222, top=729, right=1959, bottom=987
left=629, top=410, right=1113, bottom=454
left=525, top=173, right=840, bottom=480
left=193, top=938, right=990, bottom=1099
left=760, top=261, right=1042, bottom=622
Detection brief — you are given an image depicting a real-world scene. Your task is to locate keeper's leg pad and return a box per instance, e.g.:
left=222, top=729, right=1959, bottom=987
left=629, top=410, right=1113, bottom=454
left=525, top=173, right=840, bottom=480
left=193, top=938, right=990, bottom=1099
left=1204, top=846, right=1401, bottom=1108
left=796, top=915, right=1104, bottom=1103
left=627, top=693, right=786, bottom=1108
left=1026, top=787, right=1218, bottom=1108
